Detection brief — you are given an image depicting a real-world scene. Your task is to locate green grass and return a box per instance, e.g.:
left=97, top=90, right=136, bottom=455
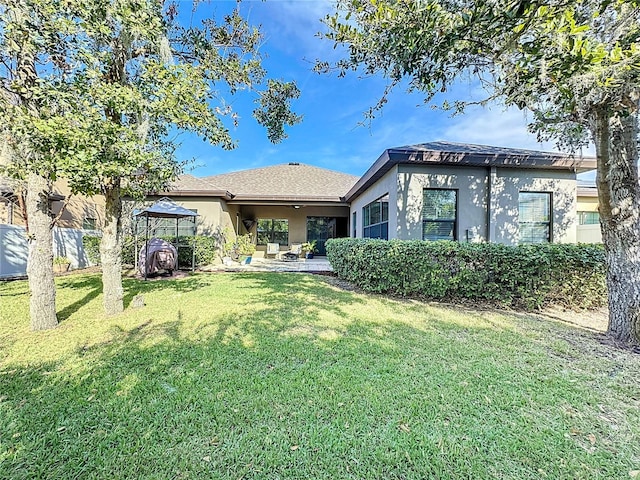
left=1, top=272, right=639, bottom=479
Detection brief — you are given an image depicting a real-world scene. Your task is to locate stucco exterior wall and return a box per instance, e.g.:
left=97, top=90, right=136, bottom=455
left=1, top=179, right=105, bottom=230
left=349, top=166, right=398, bottom=238
left=156, top=196, right=234, bottom=237
left=351, top=165, right=578, bottom=245
left=237, top=204, right=350, bottom=257
left=577, top=195, right=599, bottom=213
left=490, top=169, right=577, bottom=245
left=397, top=165, right=489, bottom=241
left=576, top=195, right=602, bottom=243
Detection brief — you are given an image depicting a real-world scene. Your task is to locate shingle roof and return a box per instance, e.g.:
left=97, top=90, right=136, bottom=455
left=161, top=174, right=232, bottom=198
left=205, top=163, right=359, bottom=203
left=578, top=184, right=598, bottom=197
left=345, top=141, right=597, bottom=202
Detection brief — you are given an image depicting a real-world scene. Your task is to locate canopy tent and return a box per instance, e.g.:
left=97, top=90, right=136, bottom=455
left=135, top=197, right=199, bottom=220
left=134, top=197, right=198, bottom=279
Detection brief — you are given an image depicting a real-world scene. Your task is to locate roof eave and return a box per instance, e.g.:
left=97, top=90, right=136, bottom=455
left=344, top=150, right=394, bottom=202
left=345, top=148, right=597, bottom=202
left=157, top=189, right=235, bottom=200
left=228, top=194, right=348, bottom=205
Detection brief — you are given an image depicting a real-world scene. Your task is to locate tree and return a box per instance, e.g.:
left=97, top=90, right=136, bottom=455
left=320, top=0, right=640, bottom=345
left=0, top=1, right=88, bottom=330
left=1, top=0, right=301, bottom=321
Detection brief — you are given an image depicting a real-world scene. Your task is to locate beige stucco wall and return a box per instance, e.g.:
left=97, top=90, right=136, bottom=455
left=0, top=179, right=105, bottom=229
left=237, top=204, right=350, bottom=257
left=140, top=195, right=237, bottom=245
left=490, top=169, right=577, bottom=245
left=53, top=180, right=105, bottom=230
left=397, top=165, right=489, bottom=242
left=0, top=200, right=23, bottom=225
left=577, top=195, right=599, bottom=213
left=576, top=195, right=602, bottom=243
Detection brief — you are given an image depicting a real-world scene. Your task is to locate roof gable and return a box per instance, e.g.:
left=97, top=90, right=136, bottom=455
left=205, top=163, right=359, bottom=202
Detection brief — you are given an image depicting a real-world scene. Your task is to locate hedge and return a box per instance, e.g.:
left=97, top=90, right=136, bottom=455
left=325, top=238, right=606, bottom=310
left=83, top=235, right=219, bottom=269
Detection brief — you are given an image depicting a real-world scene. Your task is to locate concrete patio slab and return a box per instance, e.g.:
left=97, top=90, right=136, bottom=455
left=202, top=257, right=333, bottom=273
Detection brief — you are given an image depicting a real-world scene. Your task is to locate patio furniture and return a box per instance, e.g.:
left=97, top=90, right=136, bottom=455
left=280, top=243, right=302, bottom=261
left=266, top=243, right=280, bottom=258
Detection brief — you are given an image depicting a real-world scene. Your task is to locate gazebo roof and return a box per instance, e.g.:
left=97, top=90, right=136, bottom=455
left=134, top=197, right=198, bottom=219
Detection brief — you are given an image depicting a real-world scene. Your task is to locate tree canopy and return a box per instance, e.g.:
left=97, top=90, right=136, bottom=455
left=321, top=0, right=640, bottom=344
left=0, top=0, right=301, bottom=326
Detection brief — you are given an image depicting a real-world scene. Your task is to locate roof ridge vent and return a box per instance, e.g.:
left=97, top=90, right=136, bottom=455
left=288, top=162, right=300, bottom=166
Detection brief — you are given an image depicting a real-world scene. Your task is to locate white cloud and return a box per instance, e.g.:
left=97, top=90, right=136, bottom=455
left=243, top=1, right=340, bottom=59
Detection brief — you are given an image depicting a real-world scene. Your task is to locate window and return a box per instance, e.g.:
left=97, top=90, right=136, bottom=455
left=352, top=212, right=357, bottom=238
left=363, top=195, right=389, bottom=239
left=83, top=217, right=97, bottom=230
left=519, top=192, right=551, bottom=243
left=578, top=211, right=600, bottom=225
left=422, top=189, right=457, bottom=241
left=257, top=219, right=289, bottom=245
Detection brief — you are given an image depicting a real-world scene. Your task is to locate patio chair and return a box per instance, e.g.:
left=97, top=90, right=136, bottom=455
left=281, top=243, right=302, bottom=261
left=266, top=243, right=280, bottom=259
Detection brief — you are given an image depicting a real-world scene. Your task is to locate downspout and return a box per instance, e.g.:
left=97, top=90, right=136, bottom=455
left=487, top=167, right=497, bottom=243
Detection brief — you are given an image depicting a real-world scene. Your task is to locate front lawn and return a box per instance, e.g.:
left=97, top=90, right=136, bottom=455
left=1, top=272, right=638, bottom=479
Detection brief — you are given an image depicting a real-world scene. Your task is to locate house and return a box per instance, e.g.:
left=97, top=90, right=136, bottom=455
left=1, top=141, right=600, bottom=276
left=0, top=178, right=105, bottom=277
left=149, top=163, right=359, bottom=256
left=0, top=177, right=104, bottom=230
left=345, top=142, right=597, bottom=245
left=576, top=183, right=602, bottom=243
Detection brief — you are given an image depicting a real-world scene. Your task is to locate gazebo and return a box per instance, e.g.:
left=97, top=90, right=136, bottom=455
left=134, top=197, right=198, bottom=279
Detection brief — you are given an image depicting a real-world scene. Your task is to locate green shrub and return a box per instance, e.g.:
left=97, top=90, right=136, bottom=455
left=326, top=238, right=606, bottom=310
left=82, top=235, right=101, bottom=265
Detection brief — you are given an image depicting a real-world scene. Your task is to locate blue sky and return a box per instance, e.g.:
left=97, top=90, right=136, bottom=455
left=177, top=1, right=595, bottom=180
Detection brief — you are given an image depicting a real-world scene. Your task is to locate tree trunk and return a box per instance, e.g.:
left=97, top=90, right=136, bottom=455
left=593, top=108, right=640, bottom=345
left=100, top=180, right=124, bottom=315
left=25, top=173, right=58, bottom=331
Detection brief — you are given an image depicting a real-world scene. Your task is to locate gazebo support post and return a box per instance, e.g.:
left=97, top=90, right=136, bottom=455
left=144, top=214, right=149, bottom=281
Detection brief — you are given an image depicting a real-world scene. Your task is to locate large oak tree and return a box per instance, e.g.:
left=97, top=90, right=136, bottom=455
left=320, top=0, right=640, bottom=345
left=1, top=0, right=301, bottom=327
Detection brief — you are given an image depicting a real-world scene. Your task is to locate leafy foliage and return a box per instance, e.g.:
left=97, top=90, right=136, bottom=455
left=326, top=238, right=606, bottom=310
left=321, top=0, right=639, bottom=343
left=0, top=1, right=302, bottom=197
left=321, top=0, right=639, bottom=145
left=82, top=235, right=101, bottom=266
left=117, top=235, right=218, bottom=268
left=0, top=0, right=301, bottom=317
left=223, top=233, right=256, bottom=257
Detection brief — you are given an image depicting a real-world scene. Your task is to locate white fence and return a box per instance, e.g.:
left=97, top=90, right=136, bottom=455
left=0, top=225, right=97, bottom=278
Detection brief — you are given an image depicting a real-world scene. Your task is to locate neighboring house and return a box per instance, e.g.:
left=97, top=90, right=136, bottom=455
left=576, top=184, right=602, bottom=243
left=345, top=142, right=596, bottom=245
left=0, top=177, right=104, bottom=231
left=1, top=178, right=104, bottom=277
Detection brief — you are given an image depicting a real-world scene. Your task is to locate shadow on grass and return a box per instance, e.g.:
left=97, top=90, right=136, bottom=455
left=3, top=275, right=640, bottom=479
left=122, top=273, right=216, bottom=308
